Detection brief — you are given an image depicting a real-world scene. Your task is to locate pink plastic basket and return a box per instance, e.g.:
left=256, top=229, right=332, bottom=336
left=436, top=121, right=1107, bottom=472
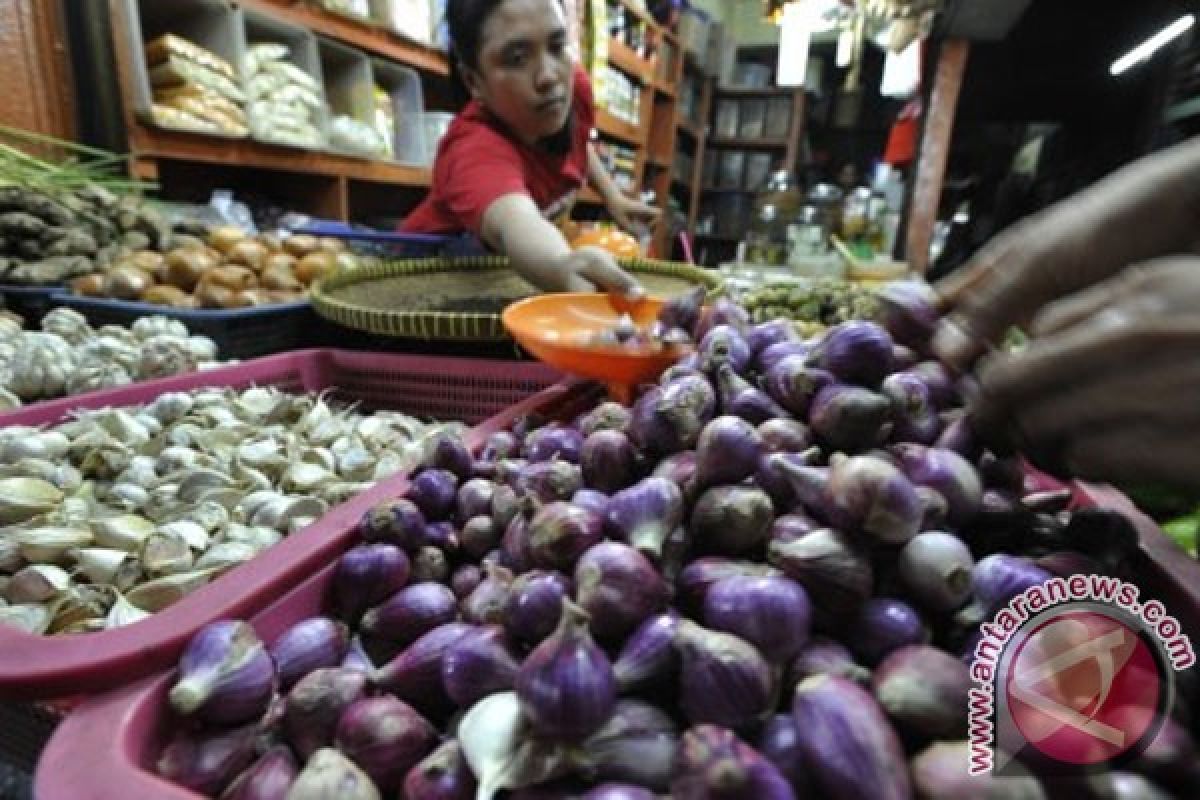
left=35, top=384, right=1200, bottom=800
left=0, top=348, right=563, bottom=701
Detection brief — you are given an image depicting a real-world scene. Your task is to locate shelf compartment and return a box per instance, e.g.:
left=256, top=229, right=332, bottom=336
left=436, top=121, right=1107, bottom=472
left=242, top=8, right=330, bottom=150
left=607, top=39, right=656, bottom=84
left=596, top=108, right=646, bottom=146
left=707, top=136, right=789, bottom=150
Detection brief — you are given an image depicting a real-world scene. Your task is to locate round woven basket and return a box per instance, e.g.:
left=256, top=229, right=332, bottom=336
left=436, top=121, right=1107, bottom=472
left=312, top=255, right=721, bottom=341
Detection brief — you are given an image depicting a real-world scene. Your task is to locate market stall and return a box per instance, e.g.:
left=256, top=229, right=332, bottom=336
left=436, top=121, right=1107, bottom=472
left=0, top=0, right=1197, bottom=797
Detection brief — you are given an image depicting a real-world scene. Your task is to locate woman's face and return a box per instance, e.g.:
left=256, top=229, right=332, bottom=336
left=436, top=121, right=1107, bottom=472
left=465, top=0, right=574, bottom=146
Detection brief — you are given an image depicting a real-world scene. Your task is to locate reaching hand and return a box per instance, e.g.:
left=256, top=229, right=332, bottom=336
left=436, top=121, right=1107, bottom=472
left=607, top=195, right=662, bottom=236
left=969, top=257, right=1200, bottom=489
left=556, top=246, right=645, bottom=295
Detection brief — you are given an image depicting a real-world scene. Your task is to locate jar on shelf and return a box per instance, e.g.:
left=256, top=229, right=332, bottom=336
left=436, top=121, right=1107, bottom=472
left=806, top=182, right=844, bottom=245
left=842, top=186, right=873, bottom=242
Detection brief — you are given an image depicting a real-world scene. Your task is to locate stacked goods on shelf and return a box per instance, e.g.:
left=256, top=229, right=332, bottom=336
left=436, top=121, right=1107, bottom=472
left=145, top=34, right=248, bottom=137
left=595, top=141, right=639, bottom=193
left=69, top=228, right=361, bottom=309
left=0, top=308, right=221, bottom=408
left=244, top=43, right=326, bottom=149
left=73, top=287, right=1198, bottom=800
left=371, top=86, right=396, bottom=159
left=0, top=387, right=464, bottom=635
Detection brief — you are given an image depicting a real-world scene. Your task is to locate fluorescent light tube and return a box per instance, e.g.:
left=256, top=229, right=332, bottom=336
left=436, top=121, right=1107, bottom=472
left=1110, top=14, right=1194, bottom=76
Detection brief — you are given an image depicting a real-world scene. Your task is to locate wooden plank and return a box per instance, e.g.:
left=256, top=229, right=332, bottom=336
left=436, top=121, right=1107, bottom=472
left=596, top=108, right=647, bottom=146
left=906, top=39, right=969, bottom=275
left=238, top=0, right=448, bottom=75
left=607, top=38, right=655, bottom=84
left=0, top=0, right=77, bottom=144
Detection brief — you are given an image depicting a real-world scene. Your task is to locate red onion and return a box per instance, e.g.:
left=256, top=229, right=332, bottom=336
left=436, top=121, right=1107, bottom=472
left=716, top=364, right=788, bottom=424
left=808, top=385, right=894, bottom=453
left=269, top=617, right=349, bottom=690
left=501, top=511, right=534, bottom=573
left=581, top=429, right=640, bottom=493
left=972, top=554, right=1052, bottom=612
left=823, top=454, right=923, bottom=545
left=792, top=675, right=911, bottom=800
left=694, top=297, right=751, bottom=341
left=514, top=460, right=583, bottom=504
left=491, top=484, right=520, bottom=530
left=676, top=558, right=783, bottom=615
left=660, top=362, right=705, bottom=385
left=575, top=699, right=679, bottom=790
left=892, top=444, right=982, bottom=526
left=481, top=430, right=520, bottom=462
left=657, top=285, right=706, bottom=335
left=341, top=637, right=374, bottom=674
left=168, top=621, right=276, bottom=725
left=221, top=744, right=297, bottom=800
left=694, top=415, right=763, bottom=489
left=810, top=320, right=894, bottom=388
left=334, top=695, right=437, bottom=791
left=372, top=622, right=473, bottom=709
left=571, top=488, right=610, bottom=518
left=698, top=325, right=752, bottom=375
left=362, top=582, right=458, bottom=647
left=691, top=485, right=775, bottom=556
left=613, top=611, right=680, bottom=692
left=757, top=417, right=812, bottom=454
left=703, top=575, right=811, bottom=664
left=767, top=529, right=873, bottom=620
left=764, top=358, right=835, bottom=418
left=671, top=724, right=796, bottom=800
left=891, top=343, right=919, bottom=370
left=576, top=401, right=634, bottom=436
left=403, top=740, right=476, bottom=800
left=423, top=520, right=460, bottom=554
left=882, top=371, right=940, bottom=445
left=359, top=498, right=426, bottom=551
left=283, top=667, right=369, bottom=760
left=788, top=637, right=869, bottom=686
left=457, top=478, right=498, bottom=523
left=746, top=318, right=800, bottom=356
left=516, top=600, right=616, bottom=740
left=441, top=624, right=520, bottom=708
left=424, top=431, right=473, bottom=480
left=757, top=714, right=808, bottom=792
left=757, top=340, right=811, bottom=374
left=897, top=531, right=975, bottom=612
left=909, top=361, right=957, bottom=409
left=651, top=450, right=697, bottom=494
left=875, top=280, right=938, bottom=350
left=850, top=597, right=928, bottom=666
left=523, top=425, right=584, bottom=463
left=157, top=722, right=258, bottom=795
left=408, top=468, right=460, bottom=521
left=460, top=516, right=500, bottom=561
left=630, top=376, right=716, bottom=454
left=674, top=620, right=774, bottom=729
left=527, top=501, right=604, bottom=571
left=911, top=741, right=1047, bottom=799
left=872, top=645, right=970, bottom=739
left=605, top=476, right=684, bottom=560
left=575, top=541, right=669, bottom=642
left=461, top=564, right=514, bottom=625
left=504, top=569, right=572, bottom=645
left=770, top=513, right=820, bottom=545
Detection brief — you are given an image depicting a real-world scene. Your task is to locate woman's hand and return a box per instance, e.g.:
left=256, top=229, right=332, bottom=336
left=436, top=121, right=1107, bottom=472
left=933, top=138, right=1200, bottom=371
left=556, top=246, right=644, bottom=295
left=607, top=194, right=662, bottom=236
left=970, top=257, right=1200, bottom=489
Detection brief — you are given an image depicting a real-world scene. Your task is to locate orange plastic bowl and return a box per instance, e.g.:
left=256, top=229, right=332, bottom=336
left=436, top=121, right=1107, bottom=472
left=570, top=228, right=643, bottom=259
left=502, top=293, right=689, bottom=400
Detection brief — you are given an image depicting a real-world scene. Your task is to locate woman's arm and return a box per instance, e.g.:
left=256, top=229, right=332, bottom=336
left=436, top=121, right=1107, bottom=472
left=587, top=144, right=661, bottom=234
left=481, top=192, right=641, bottom=294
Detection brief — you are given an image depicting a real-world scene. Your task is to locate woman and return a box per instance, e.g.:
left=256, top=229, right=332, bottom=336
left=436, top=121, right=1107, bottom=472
left=403, top=0, right=660, bottom=294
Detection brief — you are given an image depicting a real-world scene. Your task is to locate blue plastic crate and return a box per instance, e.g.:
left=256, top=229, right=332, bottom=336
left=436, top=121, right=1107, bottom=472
left=288, top=218, right=487, bottom=259
left=59, top=295, right=319, bottom=360
left=0, top=285, right=67, bottom=325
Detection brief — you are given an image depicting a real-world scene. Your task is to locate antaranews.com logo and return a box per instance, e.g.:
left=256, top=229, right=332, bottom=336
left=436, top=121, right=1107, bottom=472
left=968, top=574, right=1195, bottom=776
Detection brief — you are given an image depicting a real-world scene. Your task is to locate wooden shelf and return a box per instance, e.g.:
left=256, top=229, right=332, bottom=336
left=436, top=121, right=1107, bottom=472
left=239, top=0, right=448, bottom=74
left=127, top=125, right=431, bottom=186
left=714, top=85, right=794, bottom=97
left=644, top=152, right=670, bottom=169
left=607, top=39, right=657, bottom=83
left=708, top=136, right=789, bottom=150
left=653, top=80, right=676, bottom=98
left=676, top=119, right=703, bottom=140
left=596, top=108, right=647, bottom=146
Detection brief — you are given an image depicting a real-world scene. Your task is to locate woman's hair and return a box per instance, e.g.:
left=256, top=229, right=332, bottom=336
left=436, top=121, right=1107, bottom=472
left=445, top=0, right=505, bottom=105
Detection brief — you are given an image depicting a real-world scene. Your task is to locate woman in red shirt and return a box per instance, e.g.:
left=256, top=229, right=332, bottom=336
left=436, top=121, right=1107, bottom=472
left=403, top=0, right=659, bottom=293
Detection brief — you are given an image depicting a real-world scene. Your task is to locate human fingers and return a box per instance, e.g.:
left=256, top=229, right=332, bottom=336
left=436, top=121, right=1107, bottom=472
left=1061, top=423, right=1200, bottom=491
left=575, top=247, right=642, bottom=295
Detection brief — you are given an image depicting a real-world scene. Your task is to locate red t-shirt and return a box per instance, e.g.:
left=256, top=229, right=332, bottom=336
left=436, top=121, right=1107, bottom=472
left=402, top=66, right=594, bottom=236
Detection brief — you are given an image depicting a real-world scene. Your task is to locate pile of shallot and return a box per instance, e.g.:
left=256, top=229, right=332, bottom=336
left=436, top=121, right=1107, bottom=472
left=154, top=282, right=1198, bottom=800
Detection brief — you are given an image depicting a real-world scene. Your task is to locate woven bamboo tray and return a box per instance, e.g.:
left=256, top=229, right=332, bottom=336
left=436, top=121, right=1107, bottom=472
left=311, top=255, right=721, bottom=341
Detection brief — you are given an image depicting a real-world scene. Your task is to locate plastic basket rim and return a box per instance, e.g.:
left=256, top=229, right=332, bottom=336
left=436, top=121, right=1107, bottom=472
left=59, top=293, right=311, bottom=320
left=311, top=254, right=722, bottom=342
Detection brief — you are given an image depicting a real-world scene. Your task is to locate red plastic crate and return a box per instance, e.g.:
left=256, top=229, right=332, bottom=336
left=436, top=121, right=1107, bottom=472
left=0, top=348, right=563, bottom=701
left=35, top=384, right=1200, bottom=800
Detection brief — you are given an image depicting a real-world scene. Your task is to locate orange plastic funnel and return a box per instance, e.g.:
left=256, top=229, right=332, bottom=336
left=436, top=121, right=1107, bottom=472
left=502, top=293, right=690, bottom=403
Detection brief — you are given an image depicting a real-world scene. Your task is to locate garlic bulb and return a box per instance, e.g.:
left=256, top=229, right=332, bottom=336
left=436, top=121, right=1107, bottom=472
left=0, top=386, right=18, bottom=411
left=40, top=308, right=93, bottom=345
left=186, top=335, right=218, bottom=363
left=76, top=336, right=141, bottom=376
left=65, top=362, right=133, bottom=395
left=8, top=333, right=74, bottom=400
left=137, top=335, right=196, bottom=380
left=0, top=315, right=23, bottom=340
left=132, top=315, right=189, bottom=341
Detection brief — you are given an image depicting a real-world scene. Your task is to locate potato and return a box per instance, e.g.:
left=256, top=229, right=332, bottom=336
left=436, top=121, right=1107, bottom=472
left=104, top=266, right=155, bottom=300
left=140, top=284, right=191, bottom=306
left=263, top=252, right=297, bottom=274
left=209, top=225, right=248, bottom=254
left=260, top=266, right=302, bottom=291
left=205, top=265, right=257, bottom=290
left=317, top=236, right=346, bottom=254
left=282, top=233, right=319, bottom=257
left=165, top=248, right=218, bottom=291
left=226, top=239, right=269, bottom=271
left=229, top=288, right=273, bottom=307
left=265, top=289, right=304, bottom=304
left=71, top=273, right=107, bottom=297
left=195, top=279, right=234, bottom=309
left=295, top=251, right=337, bottom=285
left=130, top=250, right=166, bottom=277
